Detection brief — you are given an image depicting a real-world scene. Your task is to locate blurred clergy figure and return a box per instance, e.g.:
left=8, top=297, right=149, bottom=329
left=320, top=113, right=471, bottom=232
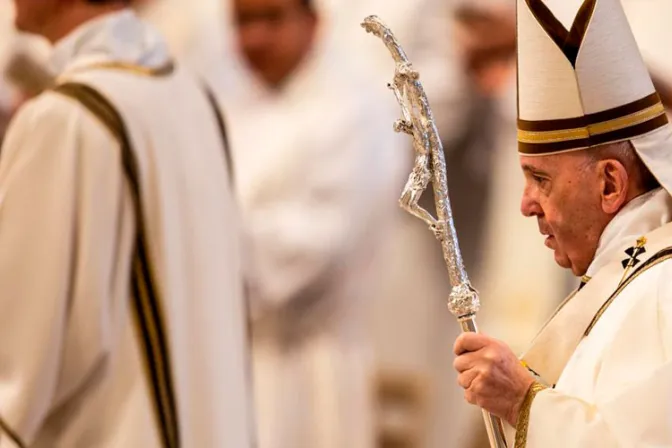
left=0, top=0, right=253, bottom=446
left=132, top=0, right=236, bottom=85
left=222, top=0, right=406, bottom=447
left=0, top=0, right=51, bottom=140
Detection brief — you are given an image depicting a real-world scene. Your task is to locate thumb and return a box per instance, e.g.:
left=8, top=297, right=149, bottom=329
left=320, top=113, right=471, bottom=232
left=453, top=332, right=490, bottom=356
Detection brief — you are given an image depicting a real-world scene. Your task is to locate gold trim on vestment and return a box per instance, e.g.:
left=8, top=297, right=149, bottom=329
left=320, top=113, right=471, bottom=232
left=55, top=61, right=175, bottom=84
left=518, top=102, right=666, bottom=144
left=585, top=248, right=672, bottom=336
left=132, top=255, right=179, bottom=448
left=514, top=381, right=547, bottom=448
left=52, top=83, right=181, bottom=448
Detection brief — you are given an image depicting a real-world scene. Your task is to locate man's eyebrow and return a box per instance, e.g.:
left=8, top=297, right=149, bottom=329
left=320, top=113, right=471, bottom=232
left=521, top=164, right=550, bottom=177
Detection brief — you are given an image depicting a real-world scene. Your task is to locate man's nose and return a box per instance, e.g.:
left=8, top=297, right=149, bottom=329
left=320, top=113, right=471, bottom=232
left=520, top=189, right=542, bottom=217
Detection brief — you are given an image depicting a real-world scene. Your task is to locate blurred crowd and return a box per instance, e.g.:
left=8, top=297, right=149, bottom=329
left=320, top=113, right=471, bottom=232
left=0, top=0, right=669, bottom=447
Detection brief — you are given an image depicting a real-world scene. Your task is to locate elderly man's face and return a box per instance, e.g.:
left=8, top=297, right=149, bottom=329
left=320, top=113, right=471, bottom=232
left=519, top=151, right=611, bottom=276
left=233, top=0, right=316, bottom=88
left=12, top=0, right=59, bottom=34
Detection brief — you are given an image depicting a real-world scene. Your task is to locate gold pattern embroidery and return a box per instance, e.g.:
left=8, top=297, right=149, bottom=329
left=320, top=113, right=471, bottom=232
left=515, top=381, right=547, bottom=448
left=586, top=249, right=672, bottom=336
left=517, top=102, right=666, bottom=144
left=55, top=60, right=175, bottom=84
left=619, top=236, right=647, bottom=286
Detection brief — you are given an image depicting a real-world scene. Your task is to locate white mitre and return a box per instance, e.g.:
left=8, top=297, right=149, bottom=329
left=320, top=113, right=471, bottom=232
left=516, top=0, right=672, bottom=194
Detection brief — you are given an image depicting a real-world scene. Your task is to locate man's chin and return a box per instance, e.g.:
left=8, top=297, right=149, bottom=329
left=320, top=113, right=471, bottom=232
left=553, top=251, right=572, bottom=270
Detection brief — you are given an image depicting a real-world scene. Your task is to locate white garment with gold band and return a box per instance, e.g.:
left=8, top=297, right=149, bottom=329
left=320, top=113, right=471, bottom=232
left=503, top=188, right=672, bottom=446
left=0, top=11, right=253, bottom=447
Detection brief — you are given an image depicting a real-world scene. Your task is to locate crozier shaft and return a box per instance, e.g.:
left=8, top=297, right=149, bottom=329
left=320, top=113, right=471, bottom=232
left=361, top=14, right=507, bottom=448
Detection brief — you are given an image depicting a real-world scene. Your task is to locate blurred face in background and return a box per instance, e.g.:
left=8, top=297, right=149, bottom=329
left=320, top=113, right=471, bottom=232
left=233, top=0, right=317, bottom=88
left=14, top=0, right=128, bottom=41
left=12, top=0, right=60, bottom=34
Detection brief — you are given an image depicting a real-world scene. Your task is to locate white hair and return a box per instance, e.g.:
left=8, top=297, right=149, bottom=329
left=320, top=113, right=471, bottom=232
left=585, top=140, right=660, bottom=191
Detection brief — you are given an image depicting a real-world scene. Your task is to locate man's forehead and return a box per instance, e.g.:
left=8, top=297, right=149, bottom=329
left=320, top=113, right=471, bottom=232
left=520, top=151, right=589, bottom=174
left=519, top=155, right=553, bottom=173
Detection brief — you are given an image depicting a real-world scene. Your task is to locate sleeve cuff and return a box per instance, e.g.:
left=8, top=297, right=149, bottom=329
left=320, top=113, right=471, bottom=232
left=514, top=381, right=547, bottom=448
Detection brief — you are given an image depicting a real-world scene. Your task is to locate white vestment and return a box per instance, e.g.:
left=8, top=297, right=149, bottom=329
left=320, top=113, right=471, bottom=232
left=222, top=29, right=409, bottom=448
left=0, top=11, right=253, bottom=448
left=505, top=188, right=672, bottom=447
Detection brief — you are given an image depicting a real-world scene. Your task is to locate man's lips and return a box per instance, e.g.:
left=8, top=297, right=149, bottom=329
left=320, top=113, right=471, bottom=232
left=538, top=221, right=554, bottom=248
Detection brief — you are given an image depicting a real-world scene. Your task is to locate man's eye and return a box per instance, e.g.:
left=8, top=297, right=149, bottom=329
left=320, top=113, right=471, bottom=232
left=533, top=175, right=548, bottom=185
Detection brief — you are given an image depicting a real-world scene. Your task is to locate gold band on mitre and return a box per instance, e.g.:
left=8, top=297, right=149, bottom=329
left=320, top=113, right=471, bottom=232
left=518, top=93, right=669, bottom=155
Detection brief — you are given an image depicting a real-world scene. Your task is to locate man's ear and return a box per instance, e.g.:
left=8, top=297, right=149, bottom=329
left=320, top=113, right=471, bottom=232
left=599, top=159, right=629, bottom=214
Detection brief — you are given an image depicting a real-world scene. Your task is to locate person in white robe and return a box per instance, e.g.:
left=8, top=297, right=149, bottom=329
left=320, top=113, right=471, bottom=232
left=451, top=0, right=672, bottom=446
left=0, top=0, right=51, bottom=140
left=221, top=0, right=412, bottom=447
left=0, top=2, right=254, bottom=446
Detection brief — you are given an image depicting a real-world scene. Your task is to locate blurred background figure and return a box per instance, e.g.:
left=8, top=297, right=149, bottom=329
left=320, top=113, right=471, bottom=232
left=0, top=0, right=50, bottom=142
left=621, top=0, right=672, bottom=113
left=133, top=0, right=239, bottom=90
left=135, top=0, right=225, bottom=66
left=220, top=0, right=503, bottom=445
left=300, top=2, right=476, bottom=447
left=221, top=0, right=407, bottom=447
